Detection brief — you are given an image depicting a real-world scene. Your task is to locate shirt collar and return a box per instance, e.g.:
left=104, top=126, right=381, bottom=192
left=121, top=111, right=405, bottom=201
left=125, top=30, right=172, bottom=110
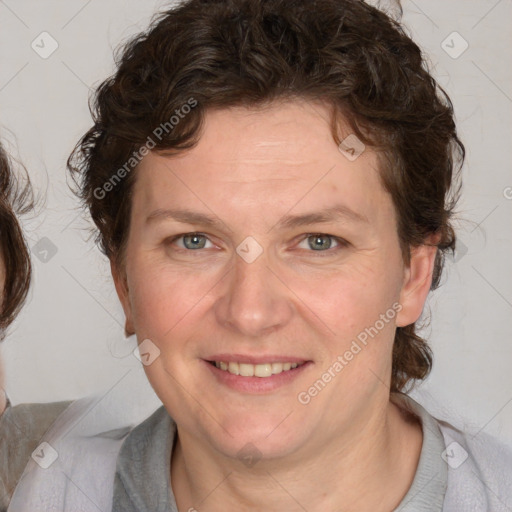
left=112, top=394, right=447, bottom=512
left=391, top=392, right=448, bottom=511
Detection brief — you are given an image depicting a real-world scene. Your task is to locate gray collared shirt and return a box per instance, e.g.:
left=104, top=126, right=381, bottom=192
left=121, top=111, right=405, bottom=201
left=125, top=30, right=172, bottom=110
left=112, top=393, right=448, bottom=511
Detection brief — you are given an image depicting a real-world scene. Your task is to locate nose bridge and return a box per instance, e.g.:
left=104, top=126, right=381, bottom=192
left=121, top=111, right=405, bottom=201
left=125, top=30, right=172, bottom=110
left=214, top=248, right=293, bottom=337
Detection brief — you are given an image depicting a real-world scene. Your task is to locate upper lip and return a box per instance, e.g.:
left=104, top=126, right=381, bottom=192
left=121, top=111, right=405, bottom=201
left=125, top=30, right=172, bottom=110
left=205, top=354, right=310, bottom=365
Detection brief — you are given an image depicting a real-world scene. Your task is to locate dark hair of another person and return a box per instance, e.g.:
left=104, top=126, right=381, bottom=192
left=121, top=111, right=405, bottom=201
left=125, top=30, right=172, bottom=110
left=0, top=143, right=33, bottom=336
left=68, top=0, right=465, bottom=392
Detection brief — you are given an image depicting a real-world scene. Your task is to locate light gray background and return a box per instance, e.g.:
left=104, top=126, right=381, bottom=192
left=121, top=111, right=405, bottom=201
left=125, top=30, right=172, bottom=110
left=1, top=1, right=511, bottom=447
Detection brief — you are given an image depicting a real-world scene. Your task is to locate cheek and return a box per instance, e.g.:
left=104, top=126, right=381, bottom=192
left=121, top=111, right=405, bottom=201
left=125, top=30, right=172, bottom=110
left=295, top=264, right=399, bottom=334
left=127, top=259, right=215, bottom=341
left=303, top=274, right=401, bottom=396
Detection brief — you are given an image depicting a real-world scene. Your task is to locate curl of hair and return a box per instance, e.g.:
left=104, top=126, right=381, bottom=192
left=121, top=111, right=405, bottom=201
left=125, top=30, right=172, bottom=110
left=68, top=0, right=464, bottom=392
left=0, top=143, right=33, bottom=338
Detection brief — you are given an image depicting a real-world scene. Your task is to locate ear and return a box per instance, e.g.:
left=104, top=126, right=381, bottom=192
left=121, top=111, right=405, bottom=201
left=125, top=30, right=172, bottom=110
left=396, top=233, right=440, bottom=328
left=110, top=260, right=135, bottom=337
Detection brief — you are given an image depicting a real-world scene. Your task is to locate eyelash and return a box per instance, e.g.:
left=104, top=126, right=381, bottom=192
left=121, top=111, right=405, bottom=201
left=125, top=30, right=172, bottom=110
left=166, top=232, right=349, bottom=256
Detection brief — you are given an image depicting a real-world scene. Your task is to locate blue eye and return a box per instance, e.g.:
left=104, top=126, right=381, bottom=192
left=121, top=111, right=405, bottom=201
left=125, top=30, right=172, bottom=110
left=173, top=233, right=213, bottom=250
left=297, top=234, right=347, bottom=253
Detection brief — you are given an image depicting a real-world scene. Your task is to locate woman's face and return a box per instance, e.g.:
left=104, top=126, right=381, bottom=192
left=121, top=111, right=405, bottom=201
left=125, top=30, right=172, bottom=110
left=114, top=100, right=435, bottom=460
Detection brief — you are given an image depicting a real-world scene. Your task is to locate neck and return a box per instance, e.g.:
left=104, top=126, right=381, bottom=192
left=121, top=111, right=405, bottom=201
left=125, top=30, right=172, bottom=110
left=171, top=395, right=422, bottom=512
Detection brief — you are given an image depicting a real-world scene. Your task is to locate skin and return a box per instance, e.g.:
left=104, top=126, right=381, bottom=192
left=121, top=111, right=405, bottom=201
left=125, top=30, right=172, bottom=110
left=113, top=99, right=438, bottom=511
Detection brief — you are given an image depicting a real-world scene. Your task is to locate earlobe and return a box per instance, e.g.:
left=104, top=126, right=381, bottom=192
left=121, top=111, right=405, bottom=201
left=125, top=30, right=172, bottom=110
left=396, top=235, right=440, bottom=328
left=110, top=260, right=135, bottom=337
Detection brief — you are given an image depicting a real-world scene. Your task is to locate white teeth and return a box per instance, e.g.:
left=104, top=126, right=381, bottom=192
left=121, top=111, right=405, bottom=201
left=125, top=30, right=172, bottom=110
left=254, top=364, right=272, bottom=377
left=239, top=363, right=254, bottom=377
left=228, top=361, right=239, bottom=375
left=213, top=361, right=303, bottom=378
left=271, top=362, right=283, bottom=374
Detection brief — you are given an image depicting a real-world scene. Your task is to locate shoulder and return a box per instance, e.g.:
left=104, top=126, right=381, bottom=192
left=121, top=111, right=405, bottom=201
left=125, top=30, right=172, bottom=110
left=394, top=393, right=512, bottom=511
left=6, top=395, right=135, bottom=512
left=0, top=400, right=72, bottom=512
left=2, top=400, right=72, bottom=430
left=436, top=418, right=512, bottom=511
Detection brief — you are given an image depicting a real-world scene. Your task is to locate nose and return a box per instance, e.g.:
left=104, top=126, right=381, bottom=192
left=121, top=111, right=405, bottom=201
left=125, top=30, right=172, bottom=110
left=214, top=249, right=294, bottom=338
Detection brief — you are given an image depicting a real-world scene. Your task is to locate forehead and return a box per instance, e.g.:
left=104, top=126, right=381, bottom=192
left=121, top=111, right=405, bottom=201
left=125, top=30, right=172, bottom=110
left=164, top=100, right=374, bottom=179
left=133, top=100, right=393, bottom=228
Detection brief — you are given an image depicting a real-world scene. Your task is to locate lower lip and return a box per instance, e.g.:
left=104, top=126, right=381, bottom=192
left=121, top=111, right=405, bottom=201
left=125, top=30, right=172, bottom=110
left=203, top=360, right=312, bottom=393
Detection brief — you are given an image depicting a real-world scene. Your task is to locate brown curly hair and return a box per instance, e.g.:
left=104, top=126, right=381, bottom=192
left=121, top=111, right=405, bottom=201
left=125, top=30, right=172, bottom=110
left=0, top=142, right=33, bottom=337
left=68, top=0, right=464, bottom=392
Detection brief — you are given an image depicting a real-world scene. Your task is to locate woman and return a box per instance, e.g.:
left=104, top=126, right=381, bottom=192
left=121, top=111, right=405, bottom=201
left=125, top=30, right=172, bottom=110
left=4, top=0, right=512, bottom=510
left=0, top=141, right=70, bottom=511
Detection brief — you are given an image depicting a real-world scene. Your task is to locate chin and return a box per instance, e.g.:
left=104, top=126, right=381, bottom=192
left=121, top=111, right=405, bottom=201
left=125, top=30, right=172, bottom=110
left=204, top=413, right=309, bottom=462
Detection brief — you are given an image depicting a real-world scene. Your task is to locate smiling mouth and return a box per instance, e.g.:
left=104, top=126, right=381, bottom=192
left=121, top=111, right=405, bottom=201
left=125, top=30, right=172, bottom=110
left=208, top=361, right=306, bottom=378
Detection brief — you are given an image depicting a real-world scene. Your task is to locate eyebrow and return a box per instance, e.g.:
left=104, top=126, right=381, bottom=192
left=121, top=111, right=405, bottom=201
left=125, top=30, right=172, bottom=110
left=277, top=203, right=369, bottom=229
left=145, top=203, right=369, bottom=230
